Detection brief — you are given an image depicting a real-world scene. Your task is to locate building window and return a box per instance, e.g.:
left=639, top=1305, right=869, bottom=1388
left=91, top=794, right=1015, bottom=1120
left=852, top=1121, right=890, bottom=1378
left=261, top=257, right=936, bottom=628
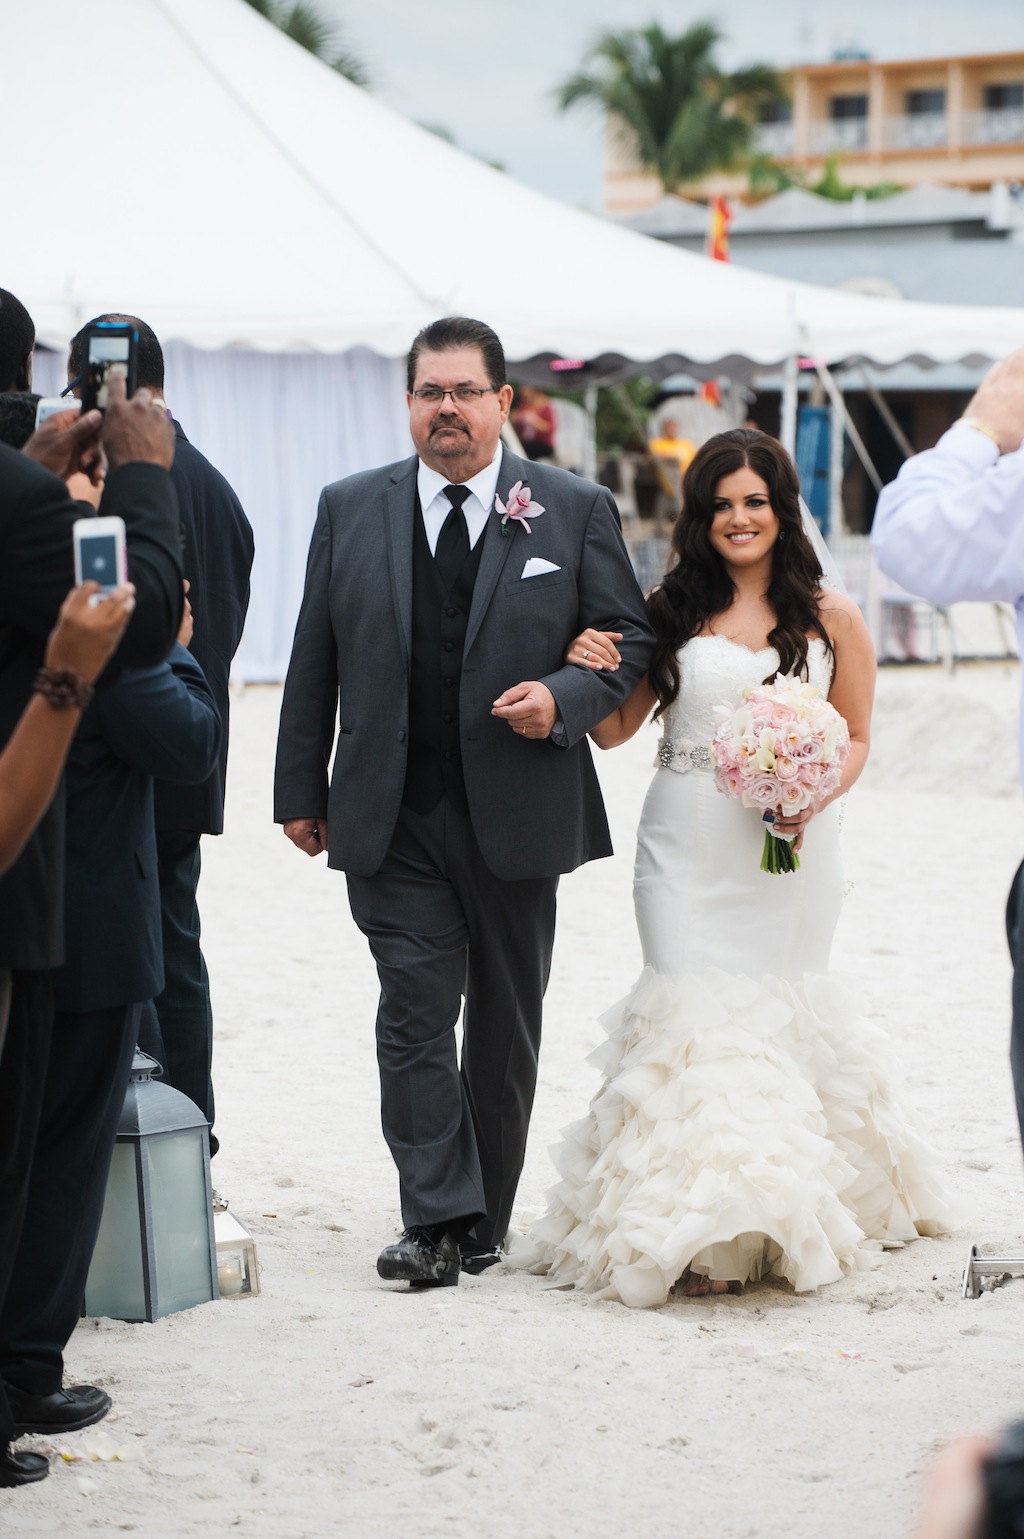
left=757, top=100, right=793, bottom=124
left=814, top=92, right=869, bottom=152
left=968, top=81, right=1024, bottom=144
left=754, top=98, right=794, bottom=154
left=905, top=88, right=946, bottom=115
left=829, top=93, right=868, bottom=120
left=984, top=82, right=1024, bottom=109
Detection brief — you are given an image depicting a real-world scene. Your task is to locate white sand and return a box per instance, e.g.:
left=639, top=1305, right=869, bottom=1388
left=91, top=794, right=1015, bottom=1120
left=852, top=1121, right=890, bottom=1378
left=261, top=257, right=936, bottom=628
left=4, top=661, right=1024, bottom=1539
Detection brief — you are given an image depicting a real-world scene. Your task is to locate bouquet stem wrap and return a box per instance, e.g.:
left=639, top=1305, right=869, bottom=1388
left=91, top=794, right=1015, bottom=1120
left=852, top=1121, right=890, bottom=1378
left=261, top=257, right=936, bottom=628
left=711, top=676, right=851, bottom=876
left=761, top=813, right=799, bottom=874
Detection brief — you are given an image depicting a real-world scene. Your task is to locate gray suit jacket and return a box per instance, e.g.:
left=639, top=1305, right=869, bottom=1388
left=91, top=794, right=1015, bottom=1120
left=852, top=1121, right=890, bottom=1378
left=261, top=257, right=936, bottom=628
left=273, top=447, right=654, bottom=880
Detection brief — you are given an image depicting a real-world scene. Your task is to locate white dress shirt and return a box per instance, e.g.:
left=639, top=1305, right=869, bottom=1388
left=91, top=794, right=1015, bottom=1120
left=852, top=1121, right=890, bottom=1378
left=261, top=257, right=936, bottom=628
left=417, top=444, right=503, bottom=554
left=872, top=423, right=1024, bottom=783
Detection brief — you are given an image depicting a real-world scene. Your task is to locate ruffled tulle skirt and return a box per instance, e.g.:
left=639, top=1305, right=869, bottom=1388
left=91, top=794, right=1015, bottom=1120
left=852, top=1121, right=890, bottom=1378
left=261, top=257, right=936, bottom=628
left=514, top=965, right=955, bottom=1308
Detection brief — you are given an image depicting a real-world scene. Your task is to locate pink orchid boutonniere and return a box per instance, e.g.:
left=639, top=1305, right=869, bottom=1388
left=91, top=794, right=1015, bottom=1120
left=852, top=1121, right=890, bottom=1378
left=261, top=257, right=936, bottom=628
left=496, top=481, right=545, bottom=537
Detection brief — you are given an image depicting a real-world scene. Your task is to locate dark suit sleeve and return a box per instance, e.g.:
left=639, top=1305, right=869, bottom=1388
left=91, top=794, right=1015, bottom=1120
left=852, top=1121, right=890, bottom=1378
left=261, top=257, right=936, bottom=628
left=101, top=463, right=185, bottom=666
left=273, top=490, right=338, bottom=822
left=92, top=644, right=222, bottom=785
left=0, top=453, right=183, bottom=667
left=539, top=488, right=654, bottom=747
left=177, top=453, right=254, bottom=698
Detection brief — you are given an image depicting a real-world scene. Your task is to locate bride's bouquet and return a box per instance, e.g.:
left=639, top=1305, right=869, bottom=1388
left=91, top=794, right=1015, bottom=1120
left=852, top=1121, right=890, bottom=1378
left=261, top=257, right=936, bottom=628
left=711, top=676, right=850, bottom=874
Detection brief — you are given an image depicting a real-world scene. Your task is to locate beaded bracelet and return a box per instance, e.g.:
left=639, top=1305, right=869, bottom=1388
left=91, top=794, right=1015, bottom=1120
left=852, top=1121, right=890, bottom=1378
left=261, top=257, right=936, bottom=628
left=32, top=667, right=94, bottom=711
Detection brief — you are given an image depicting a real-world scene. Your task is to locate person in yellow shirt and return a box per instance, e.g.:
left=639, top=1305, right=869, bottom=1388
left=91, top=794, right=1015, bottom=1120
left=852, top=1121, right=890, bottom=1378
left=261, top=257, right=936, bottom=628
left=649, top=415, right=696, bottom=475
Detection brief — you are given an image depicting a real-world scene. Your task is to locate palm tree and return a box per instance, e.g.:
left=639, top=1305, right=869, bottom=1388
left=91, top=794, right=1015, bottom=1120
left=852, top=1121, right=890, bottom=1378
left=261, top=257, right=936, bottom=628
left=242, top=0, right=370, bottom=87
left=557, top=21, right=784, bottom=193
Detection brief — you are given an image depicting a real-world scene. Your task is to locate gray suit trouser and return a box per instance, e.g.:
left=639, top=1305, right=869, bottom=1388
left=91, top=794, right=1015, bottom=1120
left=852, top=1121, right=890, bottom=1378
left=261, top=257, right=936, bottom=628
left=346, top=798, right=557, bottom=1249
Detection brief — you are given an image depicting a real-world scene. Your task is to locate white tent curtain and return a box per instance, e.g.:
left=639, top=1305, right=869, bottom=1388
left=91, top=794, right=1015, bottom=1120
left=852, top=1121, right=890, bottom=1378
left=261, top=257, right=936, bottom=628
left=34, top=344, right=411, bottom=680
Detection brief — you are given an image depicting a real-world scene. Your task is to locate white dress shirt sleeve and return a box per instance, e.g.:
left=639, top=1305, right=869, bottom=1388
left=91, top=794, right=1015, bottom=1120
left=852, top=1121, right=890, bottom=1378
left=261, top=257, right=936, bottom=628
left=872, top=427, right=1024, bottom=605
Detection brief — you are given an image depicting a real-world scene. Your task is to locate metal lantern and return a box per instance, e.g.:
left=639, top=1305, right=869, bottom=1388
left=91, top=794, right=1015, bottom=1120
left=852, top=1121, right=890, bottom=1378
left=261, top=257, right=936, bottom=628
left=962, top=1243, right=1024, bottom=1299
left=213, top=1194, right=261, bottom=1298
left=84, top=1051, right=218, bottom=1323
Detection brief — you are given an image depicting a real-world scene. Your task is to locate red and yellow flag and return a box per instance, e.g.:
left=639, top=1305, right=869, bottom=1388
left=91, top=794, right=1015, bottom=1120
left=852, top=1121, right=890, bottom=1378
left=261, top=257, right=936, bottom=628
left=701, top=196, right=731, bottom=403
left=706, top=195, right=732, bottom=263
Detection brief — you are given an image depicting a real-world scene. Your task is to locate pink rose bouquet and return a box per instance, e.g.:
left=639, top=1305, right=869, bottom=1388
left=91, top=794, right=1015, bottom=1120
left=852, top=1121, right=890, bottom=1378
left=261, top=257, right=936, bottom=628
left=711, top=676, right=850, bottom=874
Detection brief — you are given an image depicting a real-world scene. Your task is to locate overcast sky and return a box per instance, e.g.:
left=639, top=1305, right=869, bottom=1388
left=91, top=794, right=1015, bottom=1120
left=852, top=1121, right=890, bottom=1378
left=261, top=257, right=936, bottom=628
left=317, top=0, right=1024, bottom=208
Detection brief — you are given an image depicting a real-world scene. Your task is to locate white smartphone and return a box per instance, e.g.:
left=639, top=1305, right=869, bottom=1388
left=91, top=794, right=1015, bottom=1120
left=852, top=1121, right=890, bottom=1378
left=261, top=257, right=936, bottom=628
left=35, top=396, right=81, bottom=429
left=73, top=516, right=127, bottom=592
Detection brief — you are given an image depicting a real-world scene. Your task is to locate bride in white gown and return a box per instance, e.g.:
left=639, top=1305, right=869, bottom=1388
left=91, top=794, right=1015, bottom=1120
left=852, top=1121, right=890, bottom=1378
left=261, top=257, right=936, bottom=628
left=519, top=428, right=954, bottom=1307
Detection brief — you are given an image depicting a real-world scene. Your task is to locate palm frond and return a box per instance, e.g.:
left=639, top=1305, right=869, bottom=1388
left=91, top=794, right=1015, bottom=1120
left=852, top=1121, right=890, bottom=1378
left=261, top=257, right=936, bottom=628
left=268, top=3, right=370, bottom=87
left=331, top=49, right=371, bottom=87
left=279, top=2, right=334, bottom=56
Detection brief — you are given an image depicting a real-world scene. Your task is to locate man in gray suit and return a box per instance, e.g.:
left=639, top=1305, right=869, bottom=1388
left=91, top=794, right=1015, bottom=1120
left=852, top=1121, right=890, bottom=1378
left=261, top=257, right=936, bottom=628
left=274, top=317, right=653, bottom=1287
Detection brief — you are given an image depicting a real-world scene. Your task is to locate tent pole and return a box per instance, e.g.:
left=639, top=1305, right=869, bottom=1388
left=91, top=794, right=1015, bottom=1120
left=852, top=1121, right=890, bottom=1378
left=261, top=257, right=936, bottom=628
left=812, top=362, right=882, bottom=493
left=780, top=354, right=798, bottom=457
left=857, top=366, right=914, bottom=460
left=583, top=384, right=598, bottom=483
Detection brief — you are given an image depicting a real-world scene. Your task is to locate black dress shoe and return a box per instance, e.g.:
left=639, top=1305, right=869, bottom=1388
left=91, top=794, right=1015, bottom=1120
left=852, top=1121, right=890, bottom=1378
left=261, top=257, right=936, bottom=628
left=4, top=1381, right=112, bottom=1436
left=0, top=1446, right=49, bottom=1488
left=459, top=1244, right=503, bottom=1275
left=377, top=1225, right=460, bottom=1288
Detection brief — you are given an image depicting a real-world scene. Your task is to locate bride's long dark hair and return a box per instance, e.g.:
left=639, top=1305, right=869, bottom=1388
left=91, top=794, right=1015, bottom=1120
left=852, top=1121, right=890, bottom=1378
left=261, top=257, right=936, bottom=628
left=647, top=428, right=832, bottom=718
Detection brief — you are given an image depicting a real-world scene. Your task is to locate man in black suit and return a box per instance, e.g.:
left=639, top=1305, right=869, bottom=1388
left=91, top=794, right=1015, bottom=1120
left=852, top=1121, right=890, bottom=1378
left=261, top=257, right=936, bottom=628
left=68, top=316, right=254, bottom=1155
left=275, top=316, right=653, bottom=1287
left=0, top=627, right=220, bottom=1424
left=0, top=375, right=182, bottom=1487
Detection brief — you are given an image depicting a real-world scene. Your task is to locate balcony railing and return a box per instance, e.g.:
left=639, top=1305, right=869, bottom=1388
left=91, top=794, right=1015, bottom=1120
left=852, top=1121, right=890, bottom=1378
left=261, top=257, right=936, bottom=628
left=754, top=122, right=795, bottom=156
left=963, top=105, right=1024, bottom=144
left=809, top=117, right=869, bottom=154
left=883, top=112, right=948, bottom=149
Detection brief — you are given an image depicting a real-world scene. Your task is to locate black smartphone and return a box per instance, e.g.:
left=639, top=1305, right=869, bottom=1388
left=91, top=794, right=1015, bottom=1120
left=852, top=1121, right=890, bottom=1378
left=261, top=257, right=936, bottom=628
left=80, top=321, right=139, bottom=413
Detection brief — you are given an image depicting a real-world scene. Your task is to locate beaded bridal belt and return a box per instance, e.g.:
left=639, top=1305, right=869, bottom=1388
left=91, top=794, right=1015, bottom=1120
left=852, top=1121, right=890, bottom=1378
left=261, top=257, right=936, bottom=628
left=656, top=739, right=713, bottom=773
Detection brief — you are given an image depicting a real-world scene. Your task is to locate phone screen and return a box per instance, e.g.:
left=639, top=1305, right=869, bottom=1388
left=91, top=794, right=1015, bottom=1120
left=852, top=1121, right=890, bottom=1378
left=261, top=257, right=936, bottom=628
left=77, top=532, right=121, bottom=590
left=85, top=334, right=131, bottom=411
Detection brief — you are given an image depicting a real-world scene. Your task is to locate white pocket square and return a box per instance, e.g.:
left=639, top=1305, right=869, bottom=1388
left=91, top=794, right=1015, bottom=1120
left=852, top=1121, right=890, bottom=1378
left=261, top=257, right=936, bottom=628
left=521, top=558, right=561, bottom=579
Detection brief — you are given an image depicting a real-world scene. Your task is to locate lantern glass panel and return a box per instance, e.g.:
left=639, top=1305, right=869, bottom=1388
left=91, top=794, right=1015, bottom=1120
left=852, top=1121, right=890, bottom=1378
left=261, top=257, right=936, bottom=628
left=83, top=1142, right=147, bottom=1321
left=147, top=1129, right=216, bottom=1317
left=214, top=1207, right=260, bottom=1298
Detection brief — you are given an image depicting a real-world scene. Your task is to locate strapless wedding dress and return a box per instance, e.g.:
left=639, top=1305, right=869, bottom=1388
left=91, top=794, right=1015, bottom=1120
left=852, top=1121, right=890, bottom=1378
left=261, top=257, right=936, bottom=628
left=521, top=636, right=955, bottom=1307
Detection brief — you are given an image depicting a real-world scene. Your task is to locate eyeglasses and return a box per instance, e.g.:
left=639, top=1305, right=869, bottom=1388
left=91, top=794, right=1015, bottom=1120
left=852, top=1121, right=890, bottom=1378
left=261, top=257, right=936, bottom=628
left=410, top=386, right=499, bottom=405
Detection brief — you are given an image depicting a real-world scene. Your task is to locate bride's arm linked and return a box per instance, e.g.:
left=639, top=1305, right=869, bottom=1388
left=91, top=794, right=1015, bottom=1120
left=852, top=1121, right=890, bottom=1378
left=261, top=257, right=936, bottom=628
left=773, top=592, right=876, bottom=847
left=564, top=626, right=656, bottom=748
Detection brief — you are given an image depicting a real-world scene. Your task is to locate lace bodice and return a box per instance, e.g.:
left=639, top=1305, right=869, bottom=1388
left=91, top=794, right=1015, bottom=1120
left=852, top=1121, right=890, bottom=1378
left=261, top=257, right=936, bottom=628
left=656, top=635, right=834, bottom=772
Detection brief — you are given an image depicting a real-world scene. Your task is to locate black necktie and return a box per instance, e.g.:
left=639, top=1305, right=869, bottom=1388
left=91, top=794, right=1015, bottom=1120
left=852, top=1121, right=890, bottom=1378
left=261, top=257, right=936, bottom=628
left=434, top=484, right=471, bottom=591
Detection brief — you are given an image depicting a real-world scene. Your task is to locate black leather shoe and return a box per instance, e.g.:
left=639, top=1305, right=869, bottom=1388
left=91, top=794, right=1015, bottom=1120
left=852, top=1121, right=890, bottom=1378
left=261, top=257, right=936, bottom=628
left=459, top=1244, right=503, bottom=1275
left=377, top=1225, right=460, bottom=1288
left=5, top=1382, right=112, bottom=1436
left=0, top=1447, right=50, bottom=1487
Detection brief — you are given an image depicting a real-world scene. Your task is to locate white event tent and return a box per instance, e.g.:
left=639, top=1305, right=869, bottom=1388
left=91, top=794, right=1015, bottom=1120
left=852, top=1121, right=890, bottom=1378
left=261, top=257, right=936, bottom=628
left=6, top=0, right=1024, bottom=677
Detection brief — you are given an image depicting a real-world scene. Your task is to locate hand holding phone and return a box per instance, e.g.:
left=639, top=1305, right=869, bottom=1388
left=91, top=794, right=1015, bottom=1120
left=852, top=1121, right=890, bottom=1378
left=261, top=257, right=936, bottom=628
left=45, top=582, right=136, bottom=683
left=22, top=407, right=104, bottom=484
left=35, top=397, right=81, bottom=431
